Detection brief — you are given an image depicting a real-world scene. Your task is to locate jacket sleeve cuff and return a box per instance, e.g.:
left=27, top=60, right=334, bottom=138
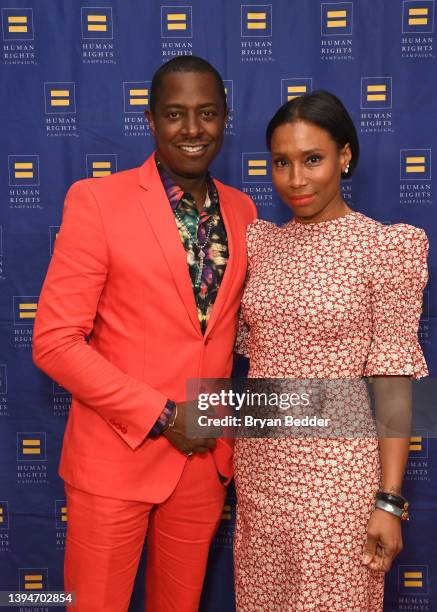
left=149, top=399, right=177, bottom=438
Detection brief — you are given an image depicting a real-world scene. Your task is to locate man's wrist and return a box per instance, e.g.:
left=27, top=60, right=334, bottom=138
left=149, top=400, right=177, bottom=438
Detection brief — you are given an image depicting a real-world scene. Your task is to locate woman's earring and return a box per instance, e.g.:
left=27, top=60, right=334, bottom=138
left=344, top=163, right=350, bottom=175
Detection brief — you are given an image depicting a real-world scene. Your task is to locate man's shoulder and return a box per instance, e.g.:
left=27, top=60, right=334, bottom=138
left=214, top=178, right=246, bottom=200
left=213, top=178, right=257, bottom=217
left=69, top=166, right=140, bottom=198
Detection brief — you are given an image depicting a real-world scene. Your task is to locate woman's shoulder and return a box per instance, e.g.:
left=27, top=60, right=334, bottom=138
left=353, top=214, right=428, bottom=286
left=245, top=219, right=281, bottom=259
left=246, top=218, right=276, bottom=235
left=352, top=212, right=427, bottom=250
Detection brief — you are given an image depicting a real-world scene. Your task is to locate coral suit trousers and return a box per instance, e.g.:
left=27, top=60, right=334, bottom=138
left=64, top=451, right=226, bottom=612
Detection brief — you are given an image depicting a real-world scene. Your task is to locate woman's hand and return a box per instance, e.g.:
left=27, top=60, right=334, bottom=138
left=362, top=508, right=403, bottom=572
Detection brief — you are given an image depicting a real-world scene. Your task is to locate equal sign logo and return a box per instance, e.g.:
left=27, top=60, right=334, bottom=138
left=361, top=77, right=392, bottom=109
left=400, top=149, right=431, bottom=180
left=222, top=503, right=232, bottom=521
left=81, top=7, right=113, bottom=39
left=410, top=435, right=422, bottom=451
left=123, top=81, right=151, bottom=113
left=161, top=6, right=193, bottom=38
left=13, top=296, right=38, bottom=324
left=44, top=82, right=76, bottom=114
left=55, top=500, right=68, bottom=529
left=0, top=501, right=9, bottom=530
left=281, top=78, right=313, bottom=103
left=1, top=8, right=34, bottom=40
left=86, top=154, right=118, bottom=178
left=242, top=153, right=271, bottom=183
left=398, top=566, right=429, bottom=594
left=402, top=1, right=434, bottom=33
left=17, top=433, right=46, bottom=461
left=241, top=5, right=272, bottom=37
left=8, top=155, right=40, bottom=187
left=408, top=432, right=428, bottom=458
left=321, top=3, right=353, bottom=35
left=19, top=568, right=48, bottom=591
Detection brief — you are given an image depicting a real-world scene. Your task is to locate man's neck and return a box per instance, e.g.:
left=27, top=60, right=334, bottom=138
left=179, top=177, right=208, bottom=212
left=158, top=158, right=208, bottom=212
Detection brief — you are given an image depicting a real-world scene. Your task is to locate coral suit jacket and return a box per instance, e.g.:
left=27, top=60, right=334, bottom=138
left=32, top=153, right=257, bottom=503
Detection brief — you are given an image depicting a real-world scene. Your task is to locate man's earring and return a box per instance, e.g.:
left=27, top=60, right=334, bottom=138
left=344, top=163, right=350, bottom=175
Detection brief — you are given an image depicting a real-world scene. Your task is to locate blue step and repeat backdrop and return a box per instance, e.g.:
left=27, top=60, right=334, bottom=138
left=0, top=1, right=436, bottom=610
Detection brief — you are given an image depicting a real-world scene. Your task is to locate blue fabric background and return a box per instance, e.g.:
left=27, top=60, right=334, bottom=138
left=0, top=1, right=435, bottom=609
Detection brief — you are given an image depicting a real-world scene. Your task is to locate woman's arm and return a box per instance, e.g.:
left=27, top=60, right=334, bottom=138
left=362, top=375, right=412, bottom=572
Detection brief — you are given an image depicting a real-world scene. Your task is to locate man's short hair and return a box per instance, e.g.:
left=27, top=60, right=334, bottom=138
left=150, top=55, right=227, bottom=113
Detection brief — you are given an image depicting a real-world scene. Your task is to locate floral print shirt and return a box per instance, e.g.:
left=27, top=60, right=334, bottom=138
left=156, top=157, right=229, bottom=334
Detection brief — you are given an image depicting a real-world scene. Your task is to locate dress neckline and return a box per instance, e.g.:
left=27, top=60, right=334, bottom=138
left=287, top=210, right=359, bottom=230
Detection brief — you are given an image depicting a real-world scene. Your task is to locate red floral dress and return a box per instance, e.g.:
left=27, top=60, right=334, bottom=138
left=234, top=212, right=428, bottom=611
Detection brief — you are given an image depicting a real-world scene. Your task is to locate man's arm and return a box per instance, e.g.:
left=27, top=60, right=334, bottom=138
left=33, top=181, right=167, bottom=450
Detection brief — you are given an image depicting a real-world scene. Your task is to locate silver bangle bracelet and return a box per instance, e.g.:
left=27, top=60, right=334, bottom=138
left=375, top=499, right=404, bottom=518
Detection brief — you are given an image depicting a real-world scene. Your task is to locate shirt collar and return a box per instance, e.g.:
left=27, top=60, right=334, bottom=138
left=155, top=155, right=219, bottom=213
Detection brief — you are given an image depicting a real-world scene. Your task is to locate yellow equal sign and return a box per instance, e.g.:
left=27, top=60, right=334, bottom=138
left=61, top=506, right=68, bottom=522
left=167, top=13, right=187, bottom=30
left=327, top=10, right=347, bottom=28
left=222, top=504, right=231, bottom=520
left=87, top=14, right=107, bottom=32
left=14, top=161, right=33, bottom=179
left=406, top=156, right=426, bottom=173
left=409, top=436, right=423, bottom=451
left=129, top=87, right=148, bottom=106
left=92, top=161, right=112, bottom=178
left=24, top=574, right=43, bottom=590
left=19, top=303, right=37, bottom=319
left=366, top=84, right=387, bottom=102
left=0, top=507, right=3, bottom=524
left=8, top=15, right=28, bottom=33
left=248, top=159, right=267, bottom=176
left=404, top=571, right=423, bottom=588
left=247, top=12, right=267, bottom=30
left=405, top=156, right=426, bottom=174
left=50, top=89, right=70, bottom=107
left=408, top=7, right=428, bottom=25
left=22, top=439, right=41, bottom=455
left=287, top=85, right=307, bottom=101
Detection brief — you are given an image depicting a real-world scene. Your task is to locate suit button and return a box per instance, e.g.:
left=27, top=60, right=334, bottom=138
left=205, top=337, right=211, bottom=346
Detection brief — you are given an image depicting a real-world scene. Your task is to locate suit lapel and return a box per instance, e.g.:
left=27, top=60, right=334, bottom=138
left=204, top=181, right=240, bottom=339
left=138, top=155, right=202, bottom=337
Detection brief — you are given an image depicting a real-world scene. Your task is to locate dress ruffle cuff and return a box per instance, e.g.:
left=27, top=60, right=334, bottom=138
left=364, top=339, right=428, bottom=379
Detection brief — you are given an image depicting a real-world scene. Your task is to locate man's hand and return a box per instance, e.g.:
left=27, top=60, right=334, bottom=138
left=162, top=400, right=216, bottom=455
left=362, top=508, right=403, bottom=572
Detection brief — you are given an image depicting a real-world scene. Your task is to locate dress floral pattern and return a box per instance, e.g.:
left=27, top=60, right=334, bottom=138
left=233, top=212, right=428, bottom=611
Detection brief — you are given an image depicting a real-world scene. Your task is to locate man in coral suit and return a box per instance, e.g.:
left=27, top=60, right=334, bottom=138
left=33, top=56, right=256, bottom=611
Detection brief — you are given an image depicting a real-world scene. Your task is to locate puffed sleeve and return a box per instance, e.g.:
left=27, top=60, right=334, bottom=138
left=364, top=224, right=429, bottom=379
left=234, top=220, right=270, bottom=357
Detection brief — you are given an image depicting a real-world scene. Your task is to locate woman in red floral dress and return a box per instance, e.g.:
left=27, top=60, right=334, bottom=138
left=234, top=91, right=428, bottom=611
